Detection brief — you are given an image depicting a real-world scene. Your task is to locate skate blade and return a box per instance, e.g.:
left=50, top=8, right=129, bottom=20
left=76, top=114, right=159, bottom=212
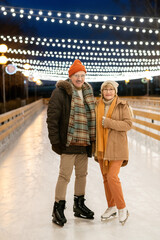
left=74, top=213, right=94, bottom=219
left=101, top=212, right=117, bottom=221
left=120, top=211, right=129, bottom=225
left=52, top=217, right=64, bottom=227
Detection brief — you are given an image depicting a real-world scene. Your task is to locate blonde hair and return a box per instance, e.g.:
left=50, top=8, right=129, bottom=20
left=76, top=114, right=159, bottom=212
left=101, top=83, right=114, bottom=91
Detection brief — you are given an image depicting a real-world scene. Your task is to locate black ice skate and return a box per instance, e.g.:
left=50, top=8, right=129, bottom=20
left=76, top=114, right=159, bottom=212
left=73, top=195, right=94, bottom=219
left=52, top=200, right=67, bottom=227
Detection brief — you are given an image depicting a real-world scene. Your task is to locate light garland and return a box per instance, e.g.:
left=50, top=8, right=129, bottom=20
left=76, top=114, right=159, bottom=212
left=8, top=57, right=160, bottom=73
left=1, top=5, right=160, bottom=23
left=11, top=58, right=160, bottom=82
left=0, top=1, right=159, bottom=82
left=0, top=5, right=160, bottom=35
left=7, top=47, right=160, bottom=60
left=1, top=35, right=160, bottom=48
left=16, top=68, right=160, bottom=82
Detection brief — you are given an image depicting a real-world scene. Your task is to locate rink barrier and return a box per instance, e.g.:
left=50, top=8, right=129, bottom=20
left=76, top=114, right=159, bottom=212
left=121, top=96, right=160, bottom=113
left=43, top=98, right=50, bottom=105
left=132, top=110, right=160, bottom=141
left=0, top=99, right=43, bottom=146
left=121, top=97, right=160, bottom=141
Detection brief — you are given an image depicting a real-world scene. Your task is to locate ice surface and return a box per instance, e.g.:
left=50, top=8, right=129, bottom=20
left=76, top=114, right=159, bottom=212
left=0, top=107, right=160, bottom=240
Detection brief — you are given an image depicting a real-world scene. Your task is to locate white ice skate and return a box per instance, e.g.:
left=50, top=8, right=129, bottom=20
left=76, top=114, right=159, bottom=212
left=118, top=207, right=129, bottom=225
left=101, top=206, right=117, bottom=220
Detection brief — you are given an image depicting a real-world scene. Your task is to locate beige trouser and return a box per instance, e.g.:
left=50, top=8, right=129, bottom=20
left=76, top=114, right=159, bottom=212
left=55, top=154, right=88, bottom=202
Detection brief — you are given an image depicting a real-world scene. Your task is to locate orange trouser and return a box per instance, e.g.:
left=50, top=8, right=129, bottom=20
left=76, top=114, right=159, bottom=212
left=98, top=159, right=126, bottom=210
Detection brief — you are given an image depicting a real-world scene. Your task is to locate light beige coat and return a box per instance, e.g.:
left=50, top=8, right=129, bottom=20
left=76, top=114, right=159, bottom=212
left=102, top=97, right=132, bottom=166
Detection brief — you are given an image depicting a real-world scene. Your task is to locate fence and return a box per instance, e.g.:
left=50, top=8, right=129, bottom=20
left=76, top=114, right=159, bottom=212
left=0, top=99, right=44, bottom=153
left=121, top=97, right=160, bottom=141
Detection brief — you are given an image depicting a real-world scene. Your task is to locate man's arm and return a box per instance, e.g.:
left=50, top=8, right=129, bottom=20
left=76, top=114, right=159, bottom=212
left=47, top=89, right=63, bottom=154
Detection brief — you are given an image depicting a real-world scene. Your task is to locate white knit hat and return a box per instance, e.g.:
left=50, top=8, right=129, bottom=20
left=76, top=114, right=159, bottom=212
left=101, top=80, right=119, bottom=94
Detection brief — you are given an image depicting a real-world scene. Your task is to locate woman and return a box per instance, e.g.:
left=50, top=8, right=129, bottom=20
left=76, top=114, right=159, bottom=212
left=95, top=80, right=132, bottom=225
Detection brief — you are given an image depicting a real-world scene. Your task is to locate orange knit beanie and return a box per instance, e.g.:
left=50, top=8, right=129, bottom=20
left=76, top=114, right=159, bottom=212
left=68, top=59, right=87, bottom=77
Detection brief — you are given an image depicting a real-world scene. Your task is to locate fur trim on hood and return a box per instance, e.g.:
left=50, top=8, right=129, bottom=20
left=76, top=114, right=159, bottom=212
left=56, top=79, right=72, bottom=96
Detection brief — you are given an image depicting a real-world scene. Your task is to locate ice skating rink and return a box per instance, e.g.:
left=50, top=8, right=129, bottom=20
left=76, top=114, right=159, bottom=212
left=0, top=107, right=160, bottom=240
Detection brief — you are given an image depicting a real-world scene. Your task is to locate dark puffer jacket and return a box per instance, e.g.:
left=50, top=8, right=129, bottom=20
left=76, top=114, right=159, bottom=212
left=46, top=79, right=92, bottom=157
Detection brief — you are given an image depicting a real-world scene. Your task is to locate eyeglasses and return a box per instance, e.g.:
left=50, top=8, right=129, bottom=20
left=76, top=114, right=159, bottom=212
left=73, top=74, right=86, bottom=78
left=103, top=88, right=115, bottom=92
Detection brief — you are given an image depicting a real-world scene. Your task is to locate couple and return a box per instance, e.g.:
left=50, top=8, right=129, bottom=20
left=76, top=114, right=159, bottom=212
left=47, top=59, right=132, bottom=227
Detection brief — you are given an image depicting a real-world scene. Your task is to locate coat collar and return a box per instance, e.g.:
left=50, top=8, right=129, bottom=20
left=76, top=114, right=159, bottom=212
left=116, top=97, right=127, bottom=105
left=56, top=79, right=72, bottom=96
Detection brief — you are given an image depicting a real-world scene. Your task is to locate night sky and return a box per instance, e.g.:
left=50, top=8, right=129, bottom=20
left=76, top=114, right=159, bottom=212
left=8, top=0, right=131, bottom=39
left=10, top=0, right=129, bottom=15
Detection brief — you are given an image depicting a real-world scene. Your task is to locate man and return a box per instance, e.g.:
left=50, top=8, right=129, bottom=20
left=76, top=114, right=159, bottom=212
left=47, top=59, right=96, bottom=226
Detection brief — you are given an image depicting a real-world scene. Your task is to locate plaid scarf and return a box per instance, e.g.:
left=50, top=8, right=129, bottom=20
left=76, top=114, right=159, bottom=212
left=66, top=82, right=96, bottom=146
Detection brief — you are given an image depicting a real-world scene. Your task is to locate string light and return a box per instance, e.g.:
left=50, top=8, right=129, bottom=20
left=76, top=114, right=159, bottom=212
left=140, top=18, right=144, bottom=22
left=1, top=35, right=159, bottom=55
left=8, top=57, right=160, bottom=81
left=85, top=14, right=89, bottom=19
left=103, top=16, right=108, bottom=20
left=149, top=18, right=153, bottom=23
left=9, top=58, right=160, bottom=71
left=0, top=5, right=159, bottom=35
left=38, top=10, right=43, bottom=15
left=0, top=5, right=159, bottom=81
left=48, top=11, right=52, bottom=16
left=66, top=13, right=71, bottom=18
left=1, top=5, right=159, bottom=23
left=7, top=47, right=160, bottom=66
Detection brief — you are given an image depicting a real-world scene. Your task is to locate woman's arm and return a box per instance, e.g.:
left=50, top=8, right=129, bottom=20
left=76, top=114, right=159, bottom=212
left=103, top=104, right=132, bottom=131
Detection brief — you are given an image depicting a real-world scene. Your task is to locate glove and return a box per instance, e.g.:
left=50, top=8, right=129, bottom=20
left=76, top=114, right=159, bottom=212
left=102, top=116, right=106, bottom=127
